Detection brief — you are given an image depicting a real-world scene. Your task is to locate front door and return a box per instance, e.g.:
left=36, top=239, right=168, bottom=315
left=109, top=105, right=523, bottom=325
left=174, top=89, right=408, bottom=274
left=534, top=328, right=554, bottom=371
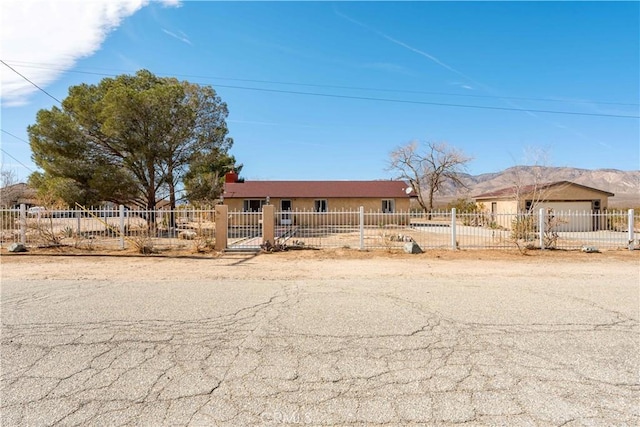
left=281, top=200, right=292, bottom=225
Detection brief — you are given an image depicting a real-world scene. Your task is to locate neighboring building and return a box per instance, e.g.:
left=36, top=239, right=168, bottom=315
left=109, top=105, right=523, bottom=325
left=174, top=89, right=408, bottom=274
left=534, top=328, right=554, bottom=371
left=0, top=183, right=38, bottom=208
left=474, top=180, right=614, bottom=231
left=222, top=172, right=415, bottom=225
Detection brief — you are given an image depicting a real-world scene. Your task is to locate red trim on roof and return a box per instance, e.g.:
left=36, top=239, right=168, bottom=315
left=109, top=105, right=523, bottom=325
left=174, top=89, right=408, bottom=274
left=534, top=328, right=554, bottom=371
left=223, top=181, right=413, bottom=199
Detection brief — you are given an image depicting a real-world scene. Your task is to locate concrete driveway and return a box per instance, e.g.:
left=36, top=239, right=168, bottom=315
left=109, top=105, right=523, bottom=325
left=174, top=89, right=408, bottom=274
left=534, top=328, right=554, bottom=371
left=2, top=252, right=638, bottom=426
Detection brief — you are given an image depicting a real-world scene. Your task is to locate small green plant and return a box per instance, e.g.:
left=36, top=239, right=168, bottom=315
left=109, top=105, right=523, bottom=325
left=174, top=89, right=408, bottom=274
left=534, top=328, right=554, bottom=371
left=447, top=198, right=488, bottom=226
left=62, top=225, right=74, bottom=238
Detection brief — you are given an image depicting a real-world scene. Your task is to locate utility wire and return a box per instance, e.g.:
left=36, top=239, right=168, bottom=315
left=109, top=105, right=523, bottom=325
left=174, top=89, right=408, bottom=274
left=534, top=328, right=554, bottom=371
left=200, top=84, right=640, bottom=119
left=2, top=60, right=638, bottom=119
left=1, top=60, right=62, bottom=104
left=1, top=130, right=35, bottom=173
left=3, top=59, right=638, bottom=108
left=0, top=148, right=34, bottom=172
left=1, top=129, right=31, bottom=146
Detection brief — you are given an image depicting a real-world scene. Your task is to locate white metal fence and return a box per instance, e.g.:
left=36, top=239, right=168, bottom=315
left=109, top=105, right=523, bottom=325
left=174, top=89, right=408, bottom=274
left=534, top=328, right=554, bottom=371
left=227, top=210, right=262, bottom=250
left=2, top=205, right=637, bottom=252
left=271, top=208, right=638, bottom=251
left=1, top=205, right=216, bottom=251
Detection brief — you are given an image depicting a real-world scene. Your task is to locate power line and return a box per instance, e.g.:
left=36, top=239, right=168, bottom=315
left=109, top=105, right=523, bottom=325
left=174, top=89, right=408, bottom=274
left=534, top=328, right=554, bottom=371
left=199, top=84, right=640, bottom=119
left=1, top=129, right=31, bottom=146
left=0, top=148, right=34, bottom=173
left=3, top=59, right=638, bottom=108
left=2, top=60, right=638, bottom=119
left=0, top=130, right=35, bottom=173
left=1, top=60, right=62, bottom=104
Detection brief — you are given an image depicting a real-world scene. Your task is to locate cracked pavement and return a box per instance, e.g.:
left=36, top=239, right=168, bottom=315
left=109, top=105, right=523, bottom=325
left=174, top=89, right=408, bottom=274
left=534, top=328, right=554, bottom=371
left=1, top=252, right=639, bottom=426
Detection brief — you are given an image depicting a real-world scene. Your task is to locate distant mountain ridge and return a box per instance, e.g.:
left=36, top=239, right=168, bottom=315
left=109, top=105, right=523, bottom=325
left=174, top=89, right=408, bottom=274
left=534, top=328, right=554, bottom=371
left=436, top=166, right=640, bottom=208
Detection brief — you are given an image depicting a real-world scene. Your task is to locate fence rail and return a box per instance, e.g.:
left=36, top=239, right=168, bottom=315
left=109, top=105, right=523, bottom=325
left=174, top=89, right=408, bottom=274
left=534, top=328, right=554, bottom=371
left=2, top=205, right=637, bottom=252
left=270, top=208, right=638, bottom=251
left=1, top=205, right=216, bottom=251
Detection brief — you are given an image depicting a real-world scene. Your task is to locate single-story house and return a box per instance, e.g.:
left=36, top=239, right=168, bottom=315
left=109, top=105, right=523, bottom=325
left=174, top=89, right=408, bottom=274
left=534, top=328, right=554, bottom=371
left=474, top=180, right=614, bottom=232
left=0, top=183, right=39, bottom=208
left=222, top=172, right=415, bottom=225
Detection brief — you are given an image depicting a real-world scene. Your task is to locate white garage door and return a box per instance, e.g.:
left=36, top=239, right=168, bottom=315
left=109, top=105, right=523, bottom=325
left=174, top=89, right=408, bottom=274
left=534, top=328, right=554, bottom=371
left=537, top=201, right=593, bottom=232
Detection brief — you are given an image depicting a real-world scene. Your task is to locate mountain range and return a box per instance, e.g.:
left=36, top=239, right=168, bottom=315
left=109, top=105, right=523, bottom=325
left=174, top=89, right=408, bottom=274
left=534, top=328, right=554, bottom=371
left=436, top=166, right=640, bottom=208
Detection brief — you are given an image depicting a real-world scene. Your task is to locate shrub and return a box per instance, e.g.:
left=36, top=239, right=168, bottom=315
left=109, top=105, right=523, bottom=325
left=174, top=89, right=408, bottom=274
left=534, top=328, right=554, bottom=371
left=511, top=214, right=536, bottom=242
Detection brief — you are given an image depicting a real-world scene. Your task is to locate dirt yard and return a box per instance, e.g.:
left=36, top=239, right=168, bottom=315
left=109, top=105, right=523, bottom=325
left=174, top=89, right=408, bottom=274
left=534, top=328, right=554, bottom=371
left=0, top=247, right=636, bottom=285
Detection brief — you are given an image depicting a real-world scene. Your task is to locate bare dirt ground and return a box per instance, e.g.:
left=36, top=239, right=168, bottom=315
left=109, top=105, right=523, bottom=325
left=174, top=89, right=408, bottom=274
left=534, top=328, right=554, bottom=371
left=1, top=249, right=639, bottom=426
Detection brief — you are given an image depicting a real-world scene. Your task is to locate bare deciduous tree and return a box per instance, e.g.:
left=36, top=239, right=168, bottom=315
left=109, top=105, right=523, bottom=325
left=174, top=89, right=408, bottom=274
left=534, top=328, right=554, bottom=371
left=388, top=141, right=472, bottom=213
left=0, top=167, right=19, bottom=207
left=507, top=147, right=572, bottom=212
left=1, top=167, right=17, bottom=188
left=506, top=147, right=570, bottom=251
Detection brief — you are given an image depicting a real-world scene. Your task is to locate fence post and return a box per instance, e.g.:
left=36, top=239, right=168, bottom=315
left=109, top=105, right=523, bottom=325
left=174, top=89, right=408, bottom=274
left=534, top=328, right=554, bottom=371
left=359, top=206, right=365, bottom=250
left=539, top=207, right=545, bottom=250
left=119, top=205, right=125, bottom=249
left=214, top=205, right=228, bottom=251
left=628, top=209, right=635, bottom=251
left=451, top=208, right=457, bottom=250
left=76, top=208, right=81, bottom=236
left=19, top=203, right=26, bottom=245
left=262, top=204, right=275, bottom=245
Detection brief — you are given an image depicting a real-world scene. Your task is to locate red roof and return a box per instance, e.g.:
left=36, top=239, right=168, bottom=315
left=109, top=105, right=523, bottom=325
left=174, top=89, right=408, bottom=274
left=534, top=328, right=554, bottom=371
left=223, top=180, right=413, bottom=199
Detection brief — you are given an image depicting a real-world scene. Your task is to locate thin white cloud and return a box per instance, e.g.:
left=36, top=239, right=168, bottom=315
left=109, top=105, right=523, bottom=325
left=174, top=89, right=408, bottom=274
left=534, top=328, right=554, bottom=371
left=338, top=8, right=631, bottom=155
left=449, top=81, right=475, bottom=91
left=158, top=0, right=181, bottom=6
left=0, top=0, right=180, bottom=106
left=162, top=28, right=192, bottom=45
left=334, top=8, right=550, bottom=121
left=334, top=8, right=484, bottom=88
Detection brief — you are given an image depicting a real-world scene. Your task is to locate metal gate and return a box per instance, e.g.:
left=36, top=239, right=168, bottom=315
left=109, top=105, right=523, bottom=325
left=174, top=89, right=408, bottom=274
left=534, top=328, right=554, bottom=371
left=227, top=210, right=262, bottom=250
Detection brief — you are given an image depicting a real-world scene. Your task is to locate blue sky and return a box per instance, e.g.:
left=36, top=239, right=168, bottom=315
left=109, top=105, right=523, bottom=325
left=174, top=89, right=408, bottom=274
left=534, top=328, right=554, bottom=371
left=1, top=0, right=639, bottom=183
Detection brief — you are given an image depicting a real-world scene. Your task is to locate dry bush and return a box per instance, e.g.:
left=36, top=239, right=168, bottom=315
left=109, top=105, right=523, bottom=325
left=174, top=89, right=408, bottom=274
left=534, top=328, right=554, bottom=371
left=27, top=217, right=63, bottom=247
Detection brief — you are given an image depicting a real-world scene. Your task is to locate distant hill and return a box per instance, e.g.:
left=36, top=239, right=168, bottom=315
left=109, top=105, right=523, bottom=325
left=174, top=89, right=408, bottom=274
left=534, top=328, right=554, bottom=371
left=434, top=166, right=640, bottom=209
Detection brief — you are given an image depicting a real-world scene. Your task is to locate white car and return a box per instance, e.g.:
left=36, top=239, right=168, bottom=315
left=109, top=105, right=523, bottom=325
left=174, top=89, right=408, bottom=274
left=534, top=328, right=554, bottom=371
left=27, top=206, right=48, bottom=217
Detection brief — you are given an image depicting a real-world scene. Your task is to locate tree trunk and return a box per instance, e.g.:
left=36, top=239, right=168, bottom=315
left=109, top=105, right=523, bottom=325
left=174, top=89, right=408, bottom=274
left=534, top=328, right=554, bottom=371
left=427, top=188, right=435, bottom=220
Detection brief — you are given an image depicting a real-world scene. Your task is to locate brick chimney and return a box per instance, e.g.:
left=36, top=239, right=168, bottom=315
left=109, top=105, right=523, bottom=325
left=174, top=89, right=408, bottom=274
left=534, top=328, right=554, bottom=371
left=225, top=171, right=239, bottom=183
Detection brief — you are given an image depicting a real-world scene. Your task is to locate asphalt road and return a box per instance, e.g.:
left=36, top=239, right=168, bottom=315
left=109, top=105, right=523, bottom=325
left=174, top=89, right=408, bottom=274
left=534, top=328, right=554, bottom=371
left=1, top=253, right=639, bottom=426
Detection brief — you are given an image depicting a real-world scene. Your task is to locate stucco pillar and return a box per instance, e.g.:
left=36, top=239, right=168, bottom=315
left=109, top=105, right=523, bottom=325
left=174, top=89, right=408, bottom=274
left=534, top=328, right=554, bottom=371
left=19, top=204, right=26, bottom=245
left=214, top=205, right=228, bottom=251
left=262, top=204, right=275, bottom=245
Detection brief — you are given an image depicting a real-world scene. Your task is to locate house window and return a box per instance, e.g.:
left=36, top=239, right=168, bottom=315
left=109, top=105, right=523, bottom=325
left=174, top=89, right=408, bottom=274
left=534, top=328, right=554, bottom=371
left=382, top=199, right=395, bottom=213
left=524, top=200, right=533, bottom=212
left=243, top=199, right=265, bottom=212
left=314, top=199, right=327, bottom=212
